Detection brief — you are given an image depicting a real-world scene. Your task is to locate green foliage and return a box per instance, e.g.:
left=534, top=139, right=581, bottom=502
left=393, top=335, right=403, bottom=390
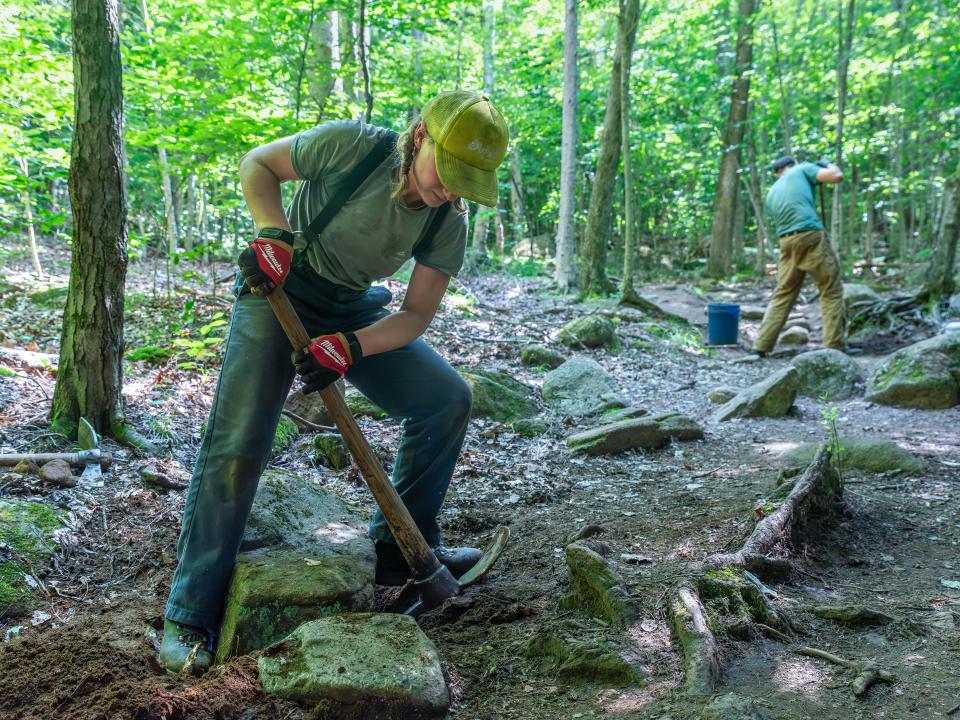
left=818, top=396, right=845, bottom=481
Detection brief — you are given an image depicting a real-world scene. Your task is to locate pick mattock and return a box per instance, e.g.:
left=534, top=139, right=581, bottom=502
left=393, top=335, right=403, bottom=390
left=265, top=287, right=508, bottom=616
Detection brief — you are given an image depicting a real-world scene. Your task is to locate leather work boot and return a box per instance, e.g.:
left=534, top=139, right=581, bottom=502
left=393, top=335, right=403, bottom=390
left=375, top=541, right=482, bottom=586
left=159, top=619, right=214, bottom=675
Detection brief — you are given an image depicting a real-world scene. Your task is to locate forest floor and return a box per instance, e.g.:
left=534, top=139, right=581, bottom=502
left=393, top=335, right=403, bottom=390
left=0, top=245, right=959, bottom=720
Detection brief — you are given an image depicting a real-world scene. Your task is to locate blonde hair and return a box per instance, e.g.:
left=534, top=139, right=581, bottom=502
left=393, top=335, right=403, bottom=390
left=391, top=116, right=466, bottom=212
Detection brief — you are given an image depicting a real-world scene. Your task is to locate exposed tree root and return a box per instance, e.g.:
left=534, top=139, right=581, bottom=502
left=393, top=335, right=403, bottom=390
left=795, top=646, right=896, bottom=697
left=670, top=444, right=843, bottom=697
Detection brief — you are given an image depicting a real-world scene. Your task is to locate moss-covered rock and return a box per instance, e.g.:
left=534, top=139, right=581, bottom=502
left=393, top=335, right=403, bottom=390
left=542, top=357, right=626, bottom=417
left=779, top=325, right=809, bottom=345
left=345, top=388, right=389, bottom=419
left=510, top=418, right=550, bottom=437
left=0, top=500, right=63, bottom=618
left=519, top=344, right=566, bottom=369
left=520, top=630, right=647, bottom=687
left=557, top=315, right=617, bottom=349
left=561, top=542, right=636, bottom=627
left=312, top=433, right=350, bottom=470
left=783, top=436, right=923, bottom=473
left=707, top=386, right=738, bottom=404
left=458, top=369, right=538, bottom=423
left=865, top=334, right=960, bottom=409
left=790, top=348, right=864, bottom=400
left=126, top=345, right=174, bottom=364
left=567, top=413, right=704, bottom=455
left=258, top=613, right=449, bottom=718
left=713, top=367, right=799, bottom=421
left=843, top=283, right=881, bottom=310
left=271, top=415, right=300, bottom=453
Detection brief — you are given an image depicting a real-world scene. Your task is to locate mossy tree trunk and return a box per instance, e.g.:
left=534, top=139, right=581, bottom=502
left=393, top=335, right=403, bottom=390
left=579, top=0, right=640, bottom=297
left=52, top=0, right=127, bottom=438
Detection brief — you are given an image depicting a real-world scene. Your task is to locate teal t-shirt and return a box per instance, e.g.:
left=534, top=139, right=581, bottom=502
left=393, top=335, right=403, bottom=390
left=287, top=120, right=468, bottom=291
left=764, top=162, right=824, bottom=237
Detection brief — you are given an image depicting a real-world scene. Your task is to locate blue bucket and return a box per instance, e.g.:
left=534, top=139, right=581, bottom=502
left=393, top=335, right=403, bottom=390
left=706, top=303, right=740, bottom=345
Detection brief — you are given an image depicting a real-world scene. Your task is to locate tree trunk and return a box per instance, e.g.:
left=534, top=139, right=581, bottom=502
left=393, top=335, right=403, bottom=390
left=831, top=0, right=855, bottom=252
left=620, top=31, right=638, bottom=302
left=744, top=136, right=769, bottom=275
left=307, top=9, right=337, bottom=122
left=339, top=9, right=357, bottom=106
left=471, top=0, right=498, bottom=261
left=888, top=0, right=909, bottom=260
left=580, top=0, right=640, bottom=296
left=707, top=0, right=757, bottom=278
left=52, top=0, right=127, bottom=438
left=509, top=148, right=529, bottom=243
left=17, top=156, right=43, bottom=277
left=357, top=0, right=372, bottom=122
left=770, top=16, right=792, bottom=154
left=294, top=0, right=316, bottom=121
left=924, top=162, right=960, bottom=298
left=554, top=0, right=578, bottom=292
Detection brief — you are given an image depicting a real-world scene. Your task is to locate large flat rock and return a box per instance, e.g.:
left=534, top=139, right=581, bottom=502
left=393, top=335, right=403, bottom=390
left=259, top=613, right=449, bottom=719
left=865, top=334, right=960, bottom=409
left=713, top=366, right=799, bottom=421
left=567, top=413, right=704, bottom=455
left=542, top=357, right=626, bottom=417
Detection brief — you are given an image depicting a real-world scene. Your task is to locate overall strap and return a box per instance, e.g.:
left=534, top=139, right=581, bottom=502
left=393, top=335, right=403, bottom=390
left=303, top=129, right=453, bottom=253
left=303, top=130, right=399, bottom=244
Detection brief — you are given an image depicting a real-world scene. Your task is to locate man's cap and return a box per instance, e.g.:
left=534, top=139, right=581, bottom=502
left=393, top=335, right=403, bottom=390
left=422, top=91, right=509, bottom=207
left=772, top=155, right=797, bottom=172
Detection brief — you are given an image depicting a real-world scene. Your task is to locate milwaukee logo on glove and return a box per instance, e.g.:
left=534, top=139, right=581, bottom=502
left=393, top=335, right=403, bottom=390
left=259, top=244, right=284, bottom=276
left=317, top=338, right=348, bottom=369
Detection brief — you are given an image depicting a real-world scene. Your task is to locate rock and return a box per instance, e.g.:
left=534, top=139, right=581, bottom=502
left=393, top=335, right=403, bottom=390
left=271, top=415, right=300, bottom=453
left=542, top=357, right=626, bottom=417
left=567, top=413, right=704, bottom=455
left=739, top=305, right=766, bottom=320
left=865, top=334, right=960, bottom=409
left=950, top=293, right=960, bottom=315
left=509, top=417, right=550, bottom=437
left=700, top=693, right=770, bottom=720
left=284, top=387, right=335, bottom=427
left=520, top=344, right=566, bottom=369
left=713, top=366, right=799, bottom=421
left=556, top=315, right=617, bottom=349
left=312, top=433, right=351, bottom=470
left=784, top=319, right=812, bottom=331
left=217, top=470, right=375, bottom=662
left=779, top=325, right=809, bottom=345
left=38, top=459, right=77, bottom=488
left=520, top=630, right=647, bottom=687
left=345, top=388, right=389, bottom=419
left=458, top=369, right=538, bottom=423
left=561, top=542, right=636, bottom=627
left=784, top=436, right=924, bottom=473
left=258, top=613, right=449, bottom=719
left=843, top=283, right=880, bottom=310
left=0, top=500, right=63, bottom=618
left=707, top=386, right=738, bottom=404
left=602, top=405, right=649, bottom=422
left=790, top=348, right=864, bottom=400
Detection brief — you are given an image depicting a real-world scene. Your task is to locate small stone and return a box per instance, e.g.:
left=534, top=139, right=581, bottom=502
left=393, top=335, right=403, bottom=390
left=779, top=325, right=809, bottom=345
left=556, top=315, right=617, bottom=349
left=38, top=460, right=77, bottom=488
left=520, top=344, right=567, bottom=369
left=739, top=305, right=766, bottom=320
left=312, top=433, right=350, bottom=470
left=707, top=386, right=738, bottom=404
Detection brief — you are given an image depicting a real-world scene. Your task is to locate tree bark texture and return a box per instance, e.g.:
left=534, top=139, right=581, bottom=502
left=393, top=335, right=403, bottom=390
left=471, top=0, right=497, bottom=258
left=580, top=0, right=640, bottom=296
left=53, top=0, right=128, bottom=437
left=620, top=32, right=638, bottom=301
left=831, top=0, right=855, bottom=251
left=924, top=163, right=960, bottom=298
left=707, top=0, right=757, bottom=278
left=554, top=0, right=578, bottom=292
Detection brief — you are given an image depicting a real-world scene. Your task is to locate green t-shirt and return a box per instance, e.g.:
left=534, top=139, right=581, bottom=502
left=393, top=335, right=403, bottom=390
left=287, top=120, right=468, bottom=291
left=764, top=162, right=824, bottom=237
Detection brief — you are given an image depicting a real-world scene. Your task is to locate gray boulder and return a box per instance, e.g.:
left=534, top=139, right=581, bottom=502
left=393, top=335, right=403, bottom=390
left=567, top=413, right=704, bottom=455
left=520, top=344, right=566, bottom=369
left=865, top=334, right=960, bottom=409
left=779, top=326, right=809, bottom=345
left=556, top=315, right=617, bottom=348
left=459, top=369, right=538, bottom=422
left=844, top=283, right=880, bottom=310
left=784, top=436, right=923, bottom=473
left=259, top=613, right=448, bottom=719
left=713, top=366, right=799, bottom=421
left=542, top=357, right=626, bottom=416
left=790, top=348, right=864, bottom=400
left=216, top=470, right=375, bottom=662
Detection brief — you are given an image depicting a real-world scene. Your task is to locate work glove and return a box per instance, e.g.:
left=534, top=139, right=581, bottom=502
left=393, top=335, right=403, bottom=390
left=238, top=236, right=293, bottom=295
left=293, top=332, right=363, bottom=393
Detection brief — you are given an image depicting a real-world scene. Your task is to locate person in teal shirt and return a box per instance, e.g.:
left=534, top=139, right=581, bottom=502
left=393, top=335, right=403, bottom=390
left=754, top=155, right=847, bottom=354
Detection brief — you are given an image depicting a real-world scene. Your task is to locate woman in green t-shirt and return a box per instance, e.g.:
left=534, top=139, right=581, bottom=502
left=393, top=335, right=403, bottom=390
left=160, top=92, right=508, bottom=674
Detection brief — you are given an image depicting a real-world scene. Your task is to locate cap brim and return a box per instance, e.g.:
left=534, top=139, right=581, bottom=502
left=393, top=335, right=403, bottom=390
left=434, top=144, right=499, bottom=207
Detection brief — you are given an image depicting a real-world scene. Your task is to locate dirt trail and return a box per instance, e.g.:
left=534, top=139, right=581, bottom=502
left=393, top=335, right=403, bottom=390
left=1, top=259, right=958, bottom=719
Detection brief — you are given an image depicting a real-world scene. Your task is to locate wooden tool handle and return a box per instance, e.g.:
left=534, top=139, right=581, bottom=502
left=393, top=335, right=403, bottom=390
left=0, top=452, right=113, bottom=468
left=266, top=288, right=442, bottom=580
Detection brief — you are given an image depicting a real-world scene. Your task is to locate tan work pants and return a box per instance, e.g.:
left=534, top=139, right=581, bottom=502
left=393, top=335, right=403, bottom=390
left=754, top=230, right=846, bottom=352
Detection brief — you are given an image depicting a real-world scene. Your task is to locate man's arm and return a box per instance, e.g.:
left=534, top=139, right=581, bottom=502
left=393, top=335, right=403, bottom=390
left=815, top=162, right=844, bottom=185
left=354, top=263, right=450, bottom=356
left=238, top=136, right=301, bottom=231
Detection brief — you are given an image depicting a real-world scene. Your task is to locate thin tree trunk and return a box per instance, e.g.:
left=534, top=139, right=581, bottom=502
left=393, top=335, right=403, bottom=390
left=339, top=9, right=357, bottom=105
left=887, top=0, right=910, bottom=260
left=554, top=0, right=578, bottom=292
left=17, top=156, right=43, bottom=276
left=708, top=0, right=758, bottom=278
left=294, top=0, right=316, bottom=122
left=509, top=149, right=529, bottom=242
left=52, top=0, right=127, bottom=438
left=620, top=35, right=638, bottom=303
left=744, top=136, right=769, bottom=276
left=923, top=162, right=960, bottom=298
left=831, top=0, right=855, bottom=252
left=357, top=0, right=372, bottom=122
left=580, top=0, right=640, bottom=296
left=770, top=16, right=792, bottom=154
left=471, top=0, right=497, bottom=261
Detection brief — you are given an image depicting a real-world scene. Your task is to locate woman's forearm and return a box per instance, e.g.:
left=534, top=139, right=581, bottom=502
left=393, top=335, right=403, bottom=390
left=354, top=311, right=432, bottom=357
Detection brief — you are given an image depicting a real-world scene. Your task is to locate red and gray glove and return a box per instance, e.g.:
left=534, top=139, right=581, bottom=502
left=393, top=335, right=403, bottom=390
left=293, top=332, right=363, bottom=393
left=238, top=228, right=294, bottom=295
